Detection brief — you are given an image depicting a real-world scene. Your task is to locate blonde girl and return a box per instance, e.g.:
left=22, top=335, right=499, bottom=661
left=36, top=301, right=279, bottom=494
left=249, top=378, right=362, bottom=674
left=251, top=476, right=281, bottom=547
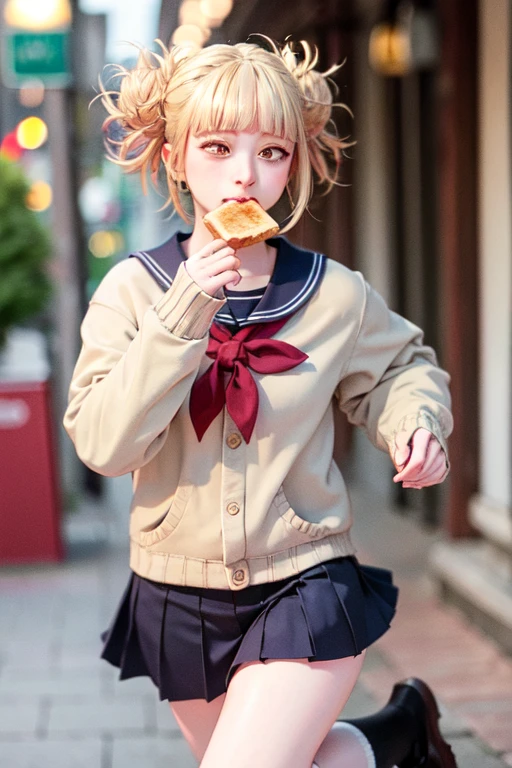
left=64, top=36, right=457, bottom=768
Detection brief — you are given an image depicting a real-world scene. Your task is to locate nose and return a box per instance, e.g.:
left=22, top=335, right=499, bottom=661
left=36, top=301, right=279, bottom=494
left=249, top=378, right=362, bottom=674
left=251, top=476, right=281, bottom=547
left=233, top=151, right=256, bottom=189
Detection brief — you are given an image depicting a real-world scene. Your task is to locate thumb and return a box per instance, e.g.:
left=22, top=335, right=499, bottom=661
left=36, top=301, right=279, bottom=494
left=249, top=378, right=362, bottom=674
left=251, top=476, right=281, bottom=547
left=392, top=432, right=412, bottom=470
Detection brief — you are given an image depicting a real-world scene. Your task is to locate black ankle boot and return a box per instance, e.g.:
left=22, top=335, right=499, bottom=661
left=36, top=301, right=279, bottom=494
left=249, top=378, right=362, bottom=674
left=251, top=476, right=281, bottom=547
left=389, top=678, right=458, bottom=768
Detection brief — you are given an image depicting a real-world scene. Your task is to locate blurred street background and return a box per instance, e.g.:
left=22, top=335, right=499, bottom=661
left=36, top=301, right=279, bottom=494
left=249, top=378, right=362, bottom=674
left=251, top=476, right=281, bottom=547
left=0, top=0, right=511, bottom=766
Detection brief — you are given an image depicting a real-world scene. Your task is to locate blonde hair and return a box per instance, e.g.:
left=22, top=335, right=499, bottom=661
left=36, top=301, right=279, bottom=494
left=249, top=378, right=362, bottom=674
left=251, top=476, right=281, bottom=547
left=98, top=35, right=352, bottom=232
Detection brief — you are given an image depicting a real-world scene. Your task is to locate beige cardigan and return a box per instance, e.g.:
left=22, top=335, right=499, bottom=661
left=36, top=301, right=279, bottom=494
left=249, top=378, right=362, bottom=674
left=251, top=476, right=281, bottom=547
left=63, top=239, right=452, bottom=590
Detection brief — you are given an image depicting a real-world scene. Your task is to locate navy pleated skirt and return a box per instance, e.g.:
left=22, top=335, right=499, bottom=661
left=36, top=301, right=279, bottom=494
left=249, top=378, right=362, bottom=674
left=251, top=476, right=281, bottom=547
left=100, top=555, right=398, bottom=703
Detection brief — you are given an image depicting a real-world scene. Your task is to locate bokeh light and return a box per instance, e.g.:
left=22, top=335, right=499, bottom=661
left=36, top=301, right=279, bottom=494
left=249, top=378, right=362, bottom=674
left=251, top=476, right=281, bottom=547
left=179, top=0, right=207, bottom=26
left=369, top=23, right=411, bottom=77
left=0, top=132, right=23, bottom=161
left=18, top=80, right=45, bottom=108
left=16, top=117, right=48, bottom=150
left=199, top=0, right=233, bottom=27
left=89, top=230, right=124, bottom=259
left=3, top=0, right=72, bottom=30
left=172, top=24, right=207, bottom=47
left=26, top=181, right=53, bottom=211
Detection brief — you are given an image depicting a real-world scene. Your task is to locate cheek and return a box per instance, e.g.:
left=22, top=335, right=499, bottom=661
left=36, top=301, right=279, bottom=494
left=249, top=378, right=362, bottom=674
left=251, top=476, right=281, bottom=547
left=277, top=161, right=292, bottom=186
left=184, top=148, right=203, bottom=181
left=184, top=149, right=218, bottom=198
left=265, top=159, right=293, bottom=197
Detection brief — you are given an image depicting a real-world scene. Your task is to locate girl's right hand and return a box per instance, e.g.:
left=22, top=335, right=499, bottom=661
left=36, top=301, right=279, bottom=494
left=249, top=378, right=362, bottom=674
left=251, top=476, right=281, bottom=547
left=184, top=239, right=241, bottom=296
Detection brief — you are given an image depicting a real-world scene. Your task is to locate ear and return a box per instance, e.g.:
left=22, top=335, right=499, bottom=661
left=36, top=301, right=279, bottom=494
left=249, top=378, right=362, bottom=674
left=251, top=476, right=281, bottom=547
left=161, top=142, right=171, bottom=164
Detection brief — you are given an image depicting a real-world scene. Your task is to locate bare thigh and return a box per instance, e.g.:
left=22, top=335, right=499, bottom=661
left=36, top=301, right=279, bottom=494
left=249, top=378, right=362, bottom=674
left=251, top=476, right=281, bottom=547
left=200, top=651, right=366, bottom=768
left=170, top=693, right=226, bottom=762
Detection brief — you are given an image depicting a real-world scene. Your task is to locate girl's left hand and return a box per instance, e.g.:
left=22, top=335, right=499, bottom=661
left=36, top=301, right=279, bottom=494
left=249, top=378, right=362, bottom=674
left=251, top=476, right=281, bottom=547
left=392, top=427, right=448, bottom=489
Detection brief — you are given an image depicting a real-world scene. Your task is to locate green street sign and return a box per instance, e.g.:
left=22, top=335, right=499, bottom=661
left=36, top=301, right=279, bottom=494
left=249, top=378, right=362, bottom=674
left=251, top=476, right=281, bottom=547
left=2, top=31, right=72, bottom=88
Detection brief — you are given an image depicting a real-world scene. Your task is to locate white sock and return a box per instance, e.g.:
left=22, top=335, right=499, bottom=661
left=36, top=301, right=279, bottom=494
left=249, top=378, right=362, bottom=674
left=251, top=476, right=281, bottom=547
left=313, top=721, right=376, bottom=768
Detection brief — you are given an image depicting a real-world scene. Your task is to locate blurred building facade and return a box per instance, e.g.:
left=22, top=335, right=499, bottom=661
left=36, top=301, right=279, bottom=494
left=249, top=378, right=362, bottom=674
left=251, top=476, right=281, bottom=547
left=158, top=0, right=511, bottom=647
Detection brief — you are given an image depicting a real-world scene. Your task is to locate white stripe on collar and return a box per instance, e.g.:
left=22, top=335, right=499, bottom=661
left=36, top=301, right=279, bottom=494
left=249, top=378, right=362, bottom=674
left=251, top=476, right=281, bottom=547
left=249, top=251, right=323, bottom=320
left=134, top=251, right=172, bottom=290
left=215, top=251, right=324, bottom=327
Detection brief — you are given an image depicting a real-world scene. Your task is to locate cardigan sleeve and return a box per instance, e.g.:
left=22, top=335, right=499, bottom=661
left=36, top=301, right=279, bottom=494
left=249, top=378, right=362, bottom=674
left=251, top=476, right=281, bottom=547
left=63, top=261, right=226, bottom=477
left=333, top=275, right=453, bottom=465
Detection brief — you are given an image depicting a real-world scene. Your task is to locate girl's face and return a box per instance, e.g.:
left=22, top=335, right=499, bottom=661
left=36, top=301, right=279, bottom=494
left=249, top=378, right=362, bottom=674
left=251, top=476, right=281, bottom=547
left=182, top=129, right=295, bottom=219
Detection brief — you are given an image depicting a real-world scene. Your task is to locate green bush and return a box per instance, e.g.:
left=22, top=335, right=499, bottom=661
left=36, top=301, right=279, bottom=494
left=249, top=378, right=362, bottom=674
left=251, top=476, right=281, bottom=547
left=0, top=156, right=53, bottom=350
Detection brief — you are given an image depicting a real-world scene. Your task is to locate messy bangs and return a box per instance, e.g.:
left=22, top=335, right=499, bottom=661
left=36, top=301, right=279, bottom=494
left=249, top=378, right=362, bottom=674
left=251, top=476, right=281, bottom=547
left=185, top=60, right=302, bottom=143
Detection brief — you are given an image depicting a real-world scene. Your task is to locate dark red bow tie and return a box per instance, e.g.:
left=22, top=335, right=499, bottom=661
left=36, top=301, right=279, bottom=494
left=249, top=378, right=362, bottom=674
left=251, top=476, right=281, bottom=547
left=189, top=316, right=308, bottom=443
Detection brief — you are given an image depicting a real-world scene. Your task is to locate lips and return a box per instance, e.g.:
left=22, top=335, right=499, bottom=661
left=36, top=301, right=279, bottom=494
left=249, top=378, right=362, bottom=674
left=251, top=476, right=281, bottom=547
left=222, top=197, right=258, bottom=204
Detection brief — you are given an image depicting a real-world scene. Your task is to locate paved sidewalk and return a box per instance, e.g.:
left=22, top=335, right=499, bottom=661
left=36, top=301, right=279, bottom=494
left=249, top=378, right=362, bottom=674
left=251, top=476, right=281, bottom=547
left=0, top=475, right=510, bottom=767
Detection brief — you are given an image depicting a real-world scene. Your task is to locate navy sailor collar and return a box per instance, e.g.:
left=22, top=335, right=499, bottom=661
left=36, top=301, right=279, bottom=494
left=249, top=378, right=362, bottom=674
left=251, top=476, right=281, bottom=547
left=130, top=231, right=326, bottom=327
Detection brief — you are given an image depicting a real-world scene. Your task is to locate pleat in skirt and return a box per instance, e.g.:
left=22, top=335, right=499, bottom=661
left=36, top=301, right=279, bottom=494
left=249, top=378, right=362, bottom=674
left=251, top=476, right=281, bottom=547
left=100, top=555, right=398, bottom=703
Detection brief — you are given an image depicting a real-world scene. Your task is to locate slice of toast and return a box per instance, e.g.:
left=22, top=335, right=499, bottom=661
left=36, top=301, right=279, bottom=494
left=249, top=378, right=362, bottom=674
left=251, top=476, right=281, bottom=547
left=203, top=200, right=279, bottom=249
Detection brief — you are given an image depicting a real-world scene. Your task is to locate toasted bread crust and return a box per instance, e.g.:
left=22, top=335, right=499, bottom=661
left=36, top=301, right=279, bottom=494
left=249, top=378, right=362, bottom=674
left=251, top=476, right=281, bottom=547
left=203, top=200, right=279, bottom=249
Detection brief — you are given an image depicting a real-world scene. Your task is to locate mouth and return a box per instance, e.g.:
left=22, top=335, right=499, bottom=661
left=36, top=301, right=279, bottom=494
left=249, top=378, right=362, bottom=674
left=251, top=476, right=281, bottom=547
left=222, top=197, right=258, bottom=204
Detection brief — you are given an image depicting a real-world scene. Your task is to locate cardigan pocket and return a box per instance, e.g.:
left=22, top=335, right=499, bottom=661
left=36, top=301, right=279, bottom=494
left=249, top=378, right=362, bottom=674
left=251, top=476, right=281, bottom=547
left=274, top=486, right=330, bottom=540
left=138, top=482, right=194, bottom=547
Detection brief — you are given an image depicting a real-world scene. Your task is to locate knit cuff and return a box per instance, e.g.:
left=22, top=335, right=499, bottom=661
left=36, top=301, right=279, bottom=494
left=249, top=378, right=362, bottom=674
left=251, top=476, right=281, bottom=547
left=154, top=262, right=227, bottom=340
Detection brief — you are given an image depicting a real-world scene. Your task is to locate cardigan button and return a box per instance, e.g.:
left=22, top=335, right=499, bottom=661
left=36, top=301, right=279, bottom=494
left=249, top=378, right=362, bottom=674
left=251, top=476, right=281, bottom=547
left=226, top=432, right=242, bottom=449
left=233, top=568, right=246, bottom=584
left=227, top=502, right=240, bottom=515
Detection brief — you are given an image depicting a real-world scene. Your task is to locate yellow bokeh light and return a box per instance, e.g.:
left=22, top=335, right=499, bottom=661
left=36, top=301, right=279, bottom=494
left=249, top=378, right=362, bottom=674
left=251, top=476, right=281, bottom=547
left=172, top=24, right=206, bottom=47
left=179, top=0, right=205, bottom=26
left=369, top=23, right=411, bottom=77
left=199, top=0, right=233, bottom=26
left=89, top=230, right=123, bottom=259
left=4, top=0, right=72, bottom=30
left=26, top=181, right=52, bottom=211
left=16, top=117, right=48, bottom=150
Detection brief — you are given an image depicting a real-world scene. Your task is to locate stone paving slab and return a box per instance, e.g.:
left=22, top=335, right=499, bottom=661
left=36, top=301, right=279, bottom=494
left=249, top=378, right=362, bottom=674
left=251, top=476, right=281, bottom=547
left=106, top=670, right=159, bottom=698
left=0, top=702, right=41, bottom=735
left=47, top=697, right=150, bottom=735
left=111, top=735, right=198, bottom=768
left=0, top=738, right=103, bottom=768
left=451, top=736, right=511, bottom=768
left=455, top=700, right=512, bottom=752
left=0, top=670, right=104, bottom=698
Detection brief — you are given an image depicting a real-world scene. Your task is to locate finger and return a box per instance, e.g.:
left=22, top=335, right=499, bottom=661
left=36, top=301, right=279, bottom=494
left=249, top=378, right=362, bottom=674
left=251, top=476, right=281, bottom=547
left=392, top=433, right=412, bottom=470
left=191, top=239, right=230, bottom=261
left=201, top=248, right=239, bottom=268
left=201, top=254, right=241, bottom=277
left=393, top=441, right=430, bottom=481
left=417, top=434, right=442, bottom=476
left=225, top=275, right=242, bottom=290
left=392, top=427, right=431, bottom=471
left=204, top=270, right=241, bottom=293
left=412, top=454, right=448, bottom=486
left=403, top=454, right=448, bottom=488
